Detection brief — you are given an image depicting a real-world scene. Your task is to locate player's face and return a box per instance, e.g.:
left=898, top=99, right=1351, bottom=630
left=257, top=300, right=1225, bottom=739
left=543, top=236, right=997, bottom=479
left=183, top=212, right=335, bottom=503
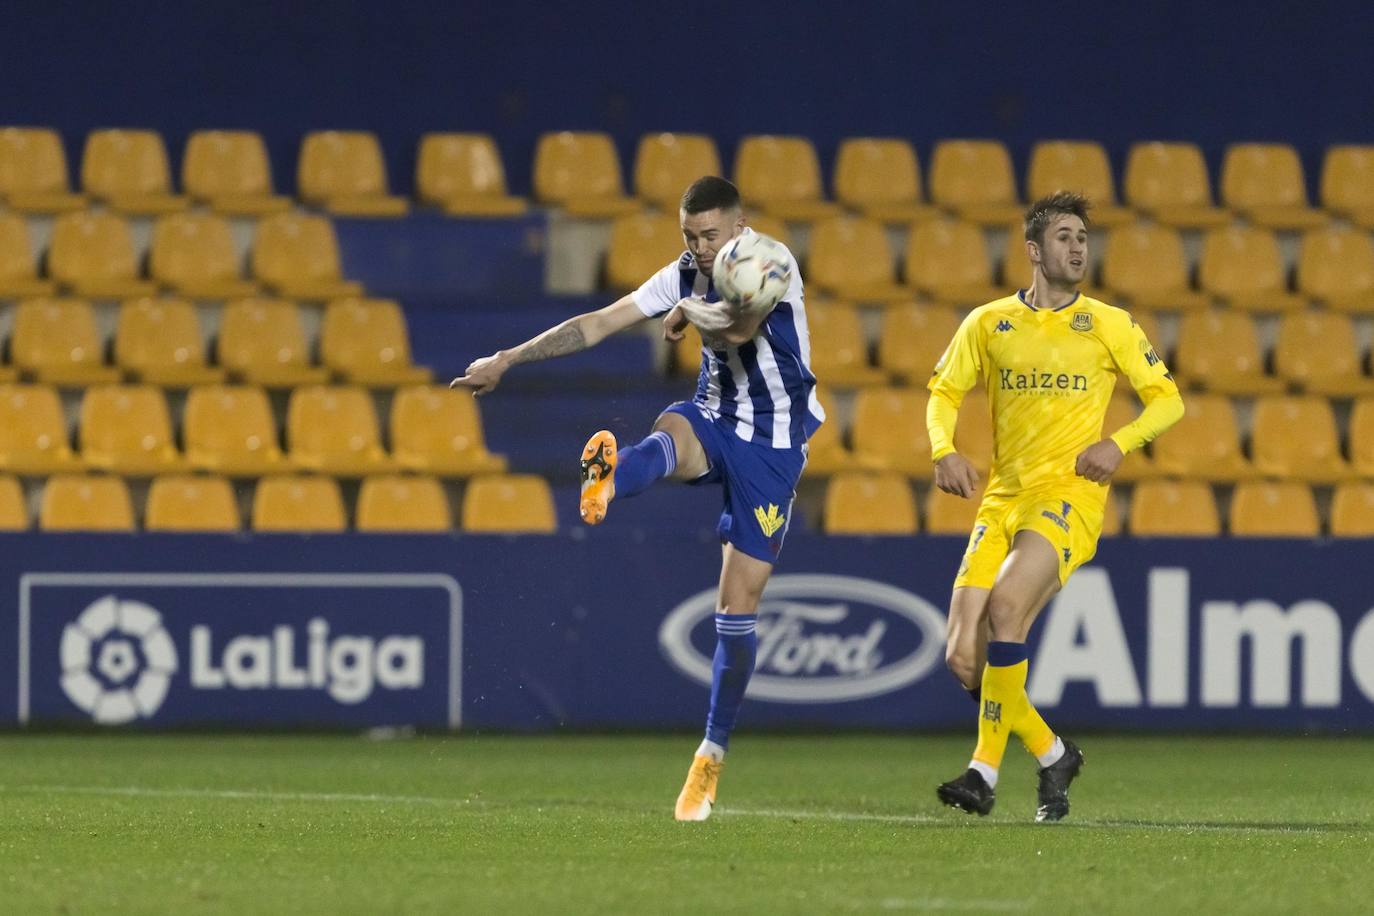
left=680, top=207, right=745, bottom=277
left=1031, top=214, right=1088, bottom=286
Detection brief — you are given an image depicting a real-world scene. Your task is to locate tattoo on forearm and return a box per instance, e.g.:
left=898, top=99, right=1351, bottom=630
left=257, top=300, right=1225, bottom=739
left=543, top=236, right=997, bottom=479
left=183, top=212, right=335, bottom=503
left=513, top=323, right=587, bottom=365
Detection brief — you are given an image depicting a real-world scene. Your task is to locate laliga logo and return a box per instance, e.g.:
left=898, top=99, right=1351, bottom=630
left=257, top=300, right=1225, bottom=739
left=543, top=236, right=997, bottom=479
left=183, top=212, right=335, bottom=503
left=59, top=595, right=178, bottom=725
left=659, top=574, right=945, bottom=703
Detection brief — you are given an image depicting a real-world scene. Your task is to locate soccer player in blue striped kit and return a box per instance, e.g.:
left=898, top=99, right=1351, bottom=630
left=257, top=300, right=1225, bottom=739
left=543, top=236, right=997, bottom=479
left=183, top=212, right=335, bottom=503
left=452, top=177, right=823, bottom=821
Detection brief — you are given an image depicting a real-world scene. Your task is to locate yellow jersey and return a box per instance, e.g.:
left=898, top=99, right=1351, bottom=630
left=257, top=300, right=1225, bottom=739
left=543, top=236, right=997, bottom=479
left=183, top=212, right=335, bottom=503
left=927, top=290, right=1183, bottom=496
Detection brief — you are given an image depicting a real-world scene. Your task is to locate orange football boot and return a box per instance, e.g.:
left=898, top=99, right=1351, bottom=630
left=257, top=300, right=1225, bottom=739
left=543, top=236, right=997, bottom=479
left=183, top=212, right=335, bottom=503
left=579, top=430, right=617, bottom=524
left=674, top=754, right=723, bottom=821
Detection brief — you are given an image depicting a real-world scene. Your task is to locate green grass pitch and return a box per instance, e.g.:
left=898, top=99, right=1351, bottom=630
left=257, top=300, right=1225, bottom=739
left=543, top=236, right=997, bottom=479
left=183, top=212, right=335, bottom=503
left=1, top=734, right=1371, bottom=914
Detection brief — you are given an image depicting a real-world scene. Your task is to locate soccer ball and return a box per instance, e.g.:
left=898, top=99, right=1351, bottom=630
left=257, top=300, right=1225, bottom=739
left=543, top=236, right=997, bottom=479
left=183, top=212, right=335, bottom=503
left=713, top=232, right=792, bottom=316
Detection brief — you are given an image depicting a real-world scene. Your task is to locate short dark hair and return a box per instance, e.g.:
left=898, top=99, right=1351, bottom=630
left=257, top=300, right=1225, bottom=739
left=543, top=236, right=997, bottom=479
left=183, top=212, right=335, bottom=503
left=681, top=176, right=742, bottom=214
left=1024, top=191, right=1092, bottom=244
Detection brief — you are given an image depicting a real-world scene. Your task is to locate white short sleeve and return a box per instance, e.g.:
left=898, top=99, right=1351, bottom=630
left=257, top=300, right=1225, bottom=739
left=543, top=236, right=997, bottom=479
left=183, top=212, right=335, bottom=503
left=632, top=261, right=682, bottom=318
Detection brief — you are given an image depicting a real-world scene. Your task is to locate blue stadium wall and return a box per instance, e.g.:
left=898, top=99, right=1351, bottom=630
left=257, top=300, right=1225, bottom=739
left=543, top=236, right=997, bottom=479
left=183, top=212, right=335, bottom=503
left=7, top=0, right=1371, bottom=195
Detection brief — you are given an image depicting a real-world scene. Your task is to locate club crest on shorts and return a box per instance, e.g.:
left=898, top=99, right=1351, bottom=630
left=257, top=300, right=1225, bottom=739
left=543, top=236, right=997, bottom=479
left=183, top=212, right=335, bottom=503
left=1071, top=312, right=1093, bottom=331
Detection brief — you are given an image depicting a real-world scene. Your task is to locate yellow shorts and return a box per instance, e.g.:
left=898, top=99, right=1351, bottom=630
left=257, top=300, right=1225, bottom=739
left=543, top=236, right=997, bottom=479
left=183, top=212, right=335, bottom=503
left=954, top=484, right=1107, bottom=590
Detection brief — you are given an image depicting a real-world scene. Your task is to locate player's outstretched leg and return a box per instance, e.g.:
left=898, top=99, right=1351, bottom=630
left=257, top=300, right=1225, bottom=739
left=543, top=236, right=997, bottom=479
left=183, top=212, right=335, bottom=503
left=1035, top=737, right=1084, bottom=823
left=579, top=429, right=679, bottom=524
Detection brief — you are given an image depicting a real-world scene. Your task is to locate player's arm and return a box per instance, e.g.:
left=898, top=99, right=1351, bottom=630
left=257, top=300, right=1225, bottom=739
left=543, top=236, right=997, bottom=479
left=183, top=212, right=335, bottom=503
left=1076, top=314, right=1185, bottom=482
left=927, top=312, right=987, bottom=498
left=451, top=295, right=648, bottom=395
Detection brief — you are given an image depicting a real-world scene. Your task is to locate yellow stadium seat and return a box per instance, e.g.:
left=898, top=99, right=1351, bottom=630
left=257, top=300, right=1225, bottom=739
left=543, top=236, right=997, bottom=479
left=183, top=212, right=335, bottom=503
left=804, top=303, right=885, bottom=386
left=252, top=474, right=346, bottom=532
left=148, top=212, right=257, bottom=299
left=833, top=138, right=937, bottom=223
left=1344, top=397, right=1374, bottom=477
left=320, top=298, right=432, bottom=386
left=81, top=129, right=188, bottom=214
left=0, top=475, right=27, bottom=530
left=48, top=211, right=158, bottom=299
left=1219, top=143, right=1326, bottom=230
left=298, top=131, right=409, bottom=217
left=923, top=485, right=979, bottom=534
left=1026, top=141, right=1134, bottom=226
left=807, top=216, right=912, bottom=304
left=1274, top=311, right=1374, bottom=396
left=357, top=474, right=452, bottom=532
left=904, top=219, right=1005, bottom=306
left=0, top=127, right=87, bottom=213
left=1331, top=481, right=1374, bottom=537
left=928, top=140, right=1023, bottom=225
left=1230, top=481, right=1320, bottom=537
left=416, top=132, right=527, bottom=217
left=851, top=387, right=933, bottom=478
left=251, top=213, right=363, bottom=300
left=1100, top=222, right=1211, bottom=311
left=532, top=131, right=638, bottom=218
left=390, top=385, right=507, bottom=477
left=1123, top=142, right=1230, bottom=228
left=954, top=389, right=995, bottom=474
left=461, top=473, right=557, bottom=533
left=1319, top=145, right=1374, bottom=229
left=1128, top=479, right=1220, bottom=536
left=604, top=211, right=685, bottom=291
left=0, top=384, right=79, bottom=474
left=182, top=130, right=291, bottom=216
left=115, top=297, right=225, bottom=386
left=1101, top=491, right=1124, bottom=537
left=1101, top=390, right=1153, bottom=481
left=184, top=384, right=288, bottom=477
left=1149, top=393, right=1253, bottom=481
left=745, top=214, right=791, bottom=249
left=0, top=213, right=56, bottom=297
left=216, top=298, right=330, bottom=387
left=633, top=133, right=722, bottom=210
left=1197, top=225, right=1305, bottom=313
left=145, top=474, right=240, bottom=532
left=1173, top=310, right=1282, bottom=395
left=11, top=298, right=121, bottom=385
left=287, top=385, right=392, bottom=476
left=824, top=471, right=917, bottom=534
left=801, top=384, right=851, bottom=476
left=878, top=304, right=962, bottom=385
left=736, top=136, right=841, bottom=223
left=1251, top=396, right=1351, bottom=482
left=1295, top=225, right=1374, bottom=314
left=40, top=474, right=134, bottom=531
left=79, top=384, right=182, bottom=475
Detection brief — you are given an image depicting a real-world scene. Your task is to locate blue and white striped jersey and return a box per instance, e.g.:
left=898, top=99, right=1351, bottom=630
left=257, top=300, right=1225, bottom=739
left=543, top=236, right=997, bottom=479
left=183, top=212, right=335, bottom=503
left=632, top=230, right=825, bottom=449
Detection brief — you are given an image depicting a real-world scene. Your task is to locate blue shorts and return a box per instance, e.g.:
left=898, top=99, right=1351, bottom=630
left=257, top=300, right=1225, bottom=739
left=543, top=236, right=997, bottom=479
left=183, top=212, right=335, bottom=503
left=663, top=402, right=808, bottom=564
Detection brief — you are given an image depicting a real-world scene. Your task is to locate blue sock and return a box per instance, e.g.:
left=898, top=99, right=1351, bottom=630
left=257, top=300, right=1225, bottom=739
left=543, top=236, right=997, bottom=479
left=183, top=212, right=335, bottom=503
left=705, top=613, right=758, bottom=749
left=613, top=430, right=676, bottom=498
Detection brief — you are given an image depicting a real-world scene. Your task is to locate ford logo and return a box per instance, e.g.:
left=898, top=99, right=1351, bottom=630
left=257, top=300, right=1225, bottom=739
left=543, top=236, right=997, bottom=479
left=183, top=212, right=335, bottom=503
left=658, top=574, right=946, bottom=703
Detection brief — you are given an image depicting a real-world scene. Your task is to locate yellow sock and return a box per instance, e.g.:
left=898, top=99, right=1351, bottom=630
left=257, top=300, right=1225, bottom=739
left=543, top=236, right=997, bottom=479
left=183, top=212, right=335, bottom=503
left=1016, top=693, right=1057, bottom=760
left=971, top=658, right=1027, bottom=769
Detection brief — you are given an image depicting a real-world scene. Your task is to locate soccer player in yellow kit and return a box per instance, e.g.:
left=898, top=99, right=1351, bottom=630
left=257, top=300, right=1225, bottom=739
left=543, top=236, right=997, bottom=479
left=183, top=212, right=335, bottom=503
left=929, top=191, right=1184, bottom=821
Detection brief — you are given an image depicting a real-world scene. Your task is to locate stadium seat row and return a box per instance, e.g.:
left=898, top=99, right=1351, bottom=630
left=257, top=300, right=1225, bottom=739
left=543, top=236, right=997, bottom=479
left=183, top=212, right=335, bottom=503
left=0, top=296, right=428, bottom=387
left=674, top=306, right=1374, bottom=397
left=3, top=471, right=553, bottom=533
left=800, top=386, right=1374, bottom=483
left=607, top=210, right=1374, bottom=312
left=824, top=473, right=1374, bottom=538
left=0, top=383, right=504, bottom=477
left=6, top=127, right=1374, bottom=227
left=0, top=210, right=361, bottom=301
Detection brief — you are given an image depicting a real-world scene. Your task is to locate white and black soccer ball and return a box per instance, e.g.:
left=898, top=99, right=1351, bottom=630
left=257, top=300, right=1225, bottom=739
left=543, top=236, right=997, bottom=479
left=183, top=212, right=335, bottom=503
left=712, top=232, right=792, bottom=318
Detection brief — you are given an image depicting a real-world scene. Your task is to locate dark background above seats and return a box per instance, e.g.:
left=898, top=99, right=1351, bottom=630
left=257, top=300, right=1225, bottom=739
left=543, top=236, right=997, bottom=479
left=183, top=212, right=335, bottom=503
left=8, top=0, right=1370, bottom=197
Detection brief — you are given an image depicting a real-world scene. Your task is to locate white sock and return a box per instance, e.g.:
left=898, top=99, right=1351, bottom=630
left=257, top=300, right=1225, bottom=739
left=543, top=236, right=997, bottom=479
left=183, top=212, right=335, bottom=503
left=696, top=739, right=726, bottom=762
left=968, top=759, right=998, bottom=788
left=1037, top=737, right=1066, bottom=768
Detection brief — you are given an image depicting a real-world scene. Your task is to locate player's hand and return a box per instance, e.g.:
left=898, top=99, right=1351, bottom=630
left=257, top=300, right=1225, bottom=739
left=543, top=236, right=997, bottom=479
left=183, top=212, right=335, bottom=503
left=1075, top=438, right=1124, bottom=483
left=934, top=453, right=980, bottom=498
left=663, top=302, right=690, bottom=342
left=450, top=352, right=510, bottom=396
